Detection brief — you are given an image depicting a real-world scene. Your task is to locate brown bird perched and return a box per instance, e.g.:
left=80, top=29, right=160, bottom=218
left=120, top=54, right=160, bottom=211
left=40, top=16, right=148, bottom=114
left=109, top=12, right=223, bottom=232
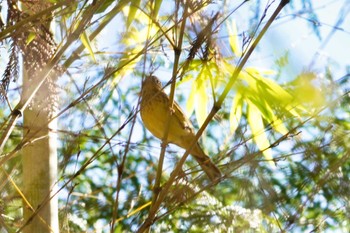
left=140, top=75, right=221, bottom=181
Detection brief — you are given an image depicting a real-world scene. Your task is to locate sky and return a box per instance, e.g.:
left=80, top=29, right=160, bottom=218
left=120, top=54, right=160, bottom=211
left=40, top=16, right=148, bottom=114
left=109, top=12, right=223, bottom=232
left=1, top=0, right=349, bottom=231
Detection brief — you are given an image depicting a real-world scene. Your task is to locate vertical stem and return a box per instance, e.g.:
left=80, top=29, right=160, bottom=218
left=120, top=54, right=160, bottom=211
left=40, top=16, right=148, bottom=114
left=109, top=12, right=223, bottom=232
left=21, top=1, right=59, bottom=231
left=144, top=0, right=189, bottom=230
left=137, top=1, right=290, bottom=232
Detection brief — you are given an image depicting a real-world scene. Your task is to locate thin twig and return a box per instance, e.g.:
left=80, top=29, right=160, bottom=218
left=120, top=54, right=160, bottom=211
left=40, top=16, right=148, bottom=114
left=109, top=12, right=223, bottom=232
left=17, top=106, right=137, bottom=232
left=136, top=1, right=290, bottom=231
left=146, top=0, right=190, bottom=228
left=0, top=0, right=72, bottom=40
left=0, top=0, right=105, bottom=154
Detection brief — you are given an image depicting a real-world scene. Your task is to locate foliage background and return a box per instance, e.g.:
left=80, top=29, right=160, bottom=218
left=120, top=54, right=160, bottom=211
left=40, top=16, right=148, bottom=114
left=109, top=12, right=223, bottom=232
left=1, top=0, right=350, bottom=232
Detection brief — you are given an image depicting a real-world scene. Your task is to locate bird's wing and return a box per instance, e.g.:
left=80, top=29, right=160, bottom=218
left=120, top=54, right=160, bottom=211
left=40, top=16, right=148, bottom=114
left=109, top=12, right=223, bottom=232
left=172, top=100, right=195, bottom=134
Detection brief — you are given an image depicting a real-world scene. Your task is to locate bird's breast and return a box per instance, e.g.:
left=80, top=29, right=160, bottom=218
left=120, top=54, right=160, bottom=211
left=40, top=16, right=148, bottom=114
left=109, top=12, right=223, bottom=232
left=141, top=98, right=191, bottom=145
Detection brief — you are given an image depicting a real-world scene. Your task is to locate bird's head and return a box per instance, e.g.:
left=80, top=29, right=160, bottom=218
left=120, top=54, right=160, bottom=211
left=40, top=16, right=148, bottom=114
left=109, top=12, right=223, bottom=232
left=142, top=75, right=163, bottom=92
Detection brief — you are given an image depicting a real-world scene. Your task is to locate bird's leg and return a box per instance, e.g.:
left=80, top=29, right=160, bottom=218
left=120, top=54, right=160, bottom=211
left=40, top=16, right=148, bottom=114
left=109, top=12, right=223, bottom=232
left=168, top=106, right=175, bottom=114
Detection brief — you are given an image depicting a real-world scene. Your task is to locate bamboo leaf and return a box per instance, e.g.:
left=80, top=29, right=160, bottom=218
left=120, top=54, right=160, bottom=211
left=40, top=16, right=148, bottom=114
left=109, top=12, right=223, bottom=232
left=247, top=102, right=274, bottom=166
left=271, top=118, right=289, bottom=135
left=153, top=0, right=163, bottom=18
left=26, top=32, right=36, bottom=45
left=80, top=31, right=96, bottom=63
left=186, top=75, right=196, bottom=117
left=246, top=94, right=288, bottom=135
left=245, top=67, right=296, bottom=105
left=195, top=72, right=208, bottom=127
left=229, top=91, right=243, bottom=134
left=127, top=0, right=141, bottom=28
left=96, top=0, right=115, bottom=13
left=242, top=67, right=302, bottom=118
left=227, top=20, right=242, bottom=56
left=117, top=27, right=147, bottom=77
left=291, top=72, right=325, bottom=108
left=115, top=202, right=151, bottom=223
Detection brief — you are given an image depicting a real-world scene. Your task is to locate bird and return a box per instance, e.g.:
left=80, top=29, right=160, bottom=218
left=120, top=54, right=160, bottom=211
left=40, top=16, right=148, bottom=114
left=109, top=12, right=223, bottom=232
left=140, top=75, right=221, bottom=181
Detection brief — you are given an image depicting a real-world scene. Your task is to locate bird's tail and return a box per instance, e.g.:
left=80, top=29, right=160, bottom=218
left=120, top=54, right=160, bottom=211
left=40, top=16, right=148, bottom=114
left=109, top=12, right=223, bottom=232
left=191, top=144, right=221, bottom=181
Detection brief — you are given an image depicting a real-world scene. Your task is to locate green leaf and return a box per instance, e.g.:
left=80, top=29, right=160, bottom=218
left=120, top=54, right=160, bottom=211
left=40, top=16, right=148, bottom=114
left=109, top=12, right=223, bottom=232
left=195, top=71, right=208, bottom=127
left=291, top=72, right=326, bottom=108
left=270, top=116, right=289, bottom=135
left=227, top=20, right=241, bottom=56
left=96, top=0, right=115, bottom=13
left=153, top=0, right=163, bottom=18
left=246, top=93, right=288, bottom=135
left=244, top=68, right=297, bottom=107
left=240, top=67, right=301, bottom=131
left=188, top=59, right=203, bottom=70
left=127, top=0, right=141, bottom=28
left=26, top=32, right=36, bottom=45
left=247, top=102, right=274, bottom=166
left=186, top=75, right=196, bottom=117
left=80, top=31, right=96, bottom=63
left=229, top=92, right=243, bottom=134
left=117, top=27, right=145, bottom=77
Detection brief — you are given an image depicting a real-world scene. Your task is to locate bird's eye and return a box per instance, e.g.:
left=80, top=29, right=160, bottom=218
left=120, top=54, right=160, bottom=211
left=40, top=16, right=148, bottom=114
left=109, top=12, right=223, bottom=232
left=152, top=76, right=160, bottom=84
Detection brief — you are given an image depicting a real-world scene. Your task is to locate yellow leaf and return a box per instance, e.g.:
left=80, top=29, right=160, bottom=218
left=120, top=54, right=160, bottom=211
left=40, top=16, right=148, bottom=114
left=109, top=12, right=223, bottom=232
left=229, top=92, right=243, bottom=134
left=256, top=74, right=303, bottom=117
left=127, top=0, right=141, bottom=28
left=246, top=67, right=276, bottom=76
left=117, top=27, right=145, bottom=77
left=245, top=67, right=295, bottom=104
left=195, top=74, right=208, bottom=127
left=227, top=20, right=242, bottom=56
left=153, top=0, right=163, bottom=18
left=246, top=95, right=288, bottom=135
left=292, top=72, right=326, bottom=108
left=247, top=102, right=274, bottom=166
left=222, top=60, right=236, bottom=75
left=80, top=31, right=96, bottom=63
left=116, top=52, right=142, bottom=77
left=186, top=75, right=196, bottom=117
left=115, top=202, right=151, bottom=223
left=188, top=59, right=203, bottom=70
left=26, top=32, right=36, bottom=45
left=243, top=67, right=302, bottom=119
left=271, top=118, right=289, bottom=135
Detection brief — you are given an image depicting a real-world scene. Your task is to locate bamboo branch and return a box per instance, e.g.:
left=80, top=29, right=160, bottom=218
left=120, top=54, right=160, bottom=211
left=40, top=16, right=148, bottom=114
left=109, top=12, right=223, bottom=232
left=0, top=1, right=106, bottom=154
left=136, top=0, right=290, bottom=231
left=147, top=0, right=190, bottom=226
left=0, top=1, right=72, bottom=40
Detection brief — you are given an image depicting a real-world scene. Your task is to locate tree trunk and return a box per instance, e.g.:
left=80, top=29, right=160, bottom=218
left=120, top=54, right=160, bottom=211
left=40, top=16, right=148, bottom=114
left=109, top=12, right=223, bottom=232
left=22, top=97, right=58, bottom=233
left=20, top=0, right=59, bottom=232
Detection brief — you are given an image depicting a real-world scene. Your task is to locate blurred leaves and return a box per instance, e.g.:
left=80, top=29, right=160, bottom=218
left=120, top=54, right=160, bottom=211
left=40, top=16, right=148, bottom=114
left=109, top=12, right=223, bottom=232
left=247, top=101, right=274, bottom=164
left=126, top=0, right=141, bottom=28
left=183, top=58, right=293, bottom=164
left=227, top=20, right=242, bottom=57
left=80, top=31, right=96, bottom=63
left=289, top=72, right=326, bottom=108
left=1, top=0, right=350, bottom=232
